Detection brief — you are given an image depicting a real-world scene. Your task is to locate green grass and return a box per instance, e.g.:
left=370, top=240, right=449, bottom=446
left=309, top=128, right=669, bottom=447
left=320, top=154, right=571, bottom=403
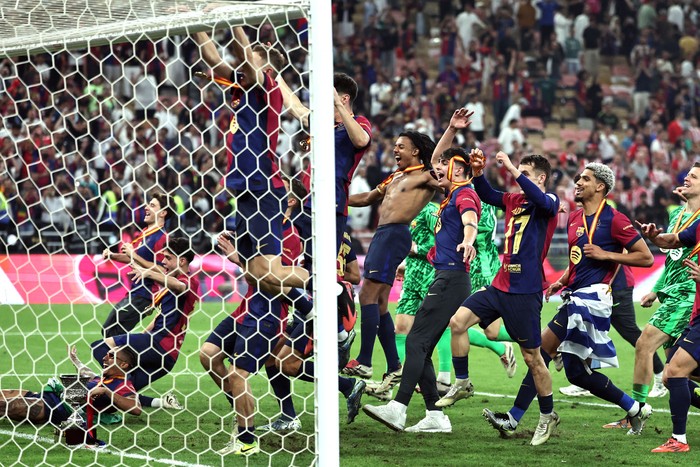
left=0, top=302, right=695, bottom=466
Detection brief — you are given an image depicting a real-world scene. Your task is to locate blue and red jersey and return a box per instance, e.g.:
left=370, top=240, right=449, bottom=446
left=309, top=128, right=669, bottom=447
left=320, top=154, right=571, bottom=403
left=611, top=265, right=635, bottom=290
left=474, top=174, right=559, bottom=294
left=225, top=71, right=285, bottom=193
left=129, top=226, right=167, bottom=299
left=431, top=185, right=481, bottom=271
left=86, top=375, right=136, bottom=413
left=566, top=203, right=641, bottom=291
left=334, top=116, right=372, bottom=215
left=148, top=274, right=199, bottom=361
left=232, top=218, right=302, bottom=327
left=677, top=219, right=700, bottom=325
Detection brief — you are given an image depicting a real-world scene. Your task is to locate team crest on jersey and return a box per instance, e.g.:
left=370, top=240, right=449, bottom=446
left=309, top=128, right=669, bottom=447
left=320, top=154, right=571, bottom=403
left=575, top=226, right=585, bottom=237
left=410, top=220, right=417, bottom=229
left=570, top=245, right=582, bottom=264
left=511, top=207, right=525, bottom=216
left=231, top=98, right=240, bottom=109
left=230, top=115, right=239, bottom=134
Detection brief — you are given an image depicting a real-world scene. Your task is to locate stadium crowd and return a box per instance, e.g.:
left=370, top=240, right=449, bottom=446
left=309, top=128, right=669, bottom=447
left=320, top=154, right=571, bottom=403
left=0, top=0, right=699, bottom=252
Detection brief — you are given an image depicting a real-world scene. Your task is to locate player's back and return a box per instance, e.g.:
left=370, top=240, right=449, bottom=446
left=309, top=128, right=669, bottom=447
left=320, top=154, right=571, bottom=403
left=491, top=192, right=558, bottom=294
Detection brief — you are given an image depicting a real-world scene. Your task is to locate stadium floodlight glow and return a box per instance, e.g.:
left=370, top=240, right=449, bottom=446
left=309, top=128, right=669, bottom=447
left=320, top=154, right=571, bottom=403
left=0, top=0, right=340, bottom=465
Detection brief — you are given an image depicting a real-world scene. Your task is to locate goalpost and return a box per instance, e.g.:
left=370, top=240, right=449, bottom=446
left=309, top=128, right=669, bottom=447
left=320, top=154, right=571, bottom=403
left=0, top=0, right=339, bottom=465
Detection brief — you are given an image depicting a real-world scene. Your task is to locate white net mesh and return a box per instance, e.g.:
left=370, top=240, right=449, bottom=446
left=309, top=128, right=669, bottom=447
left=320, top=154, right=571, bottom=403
left=0, top=1, right=327, bottom=465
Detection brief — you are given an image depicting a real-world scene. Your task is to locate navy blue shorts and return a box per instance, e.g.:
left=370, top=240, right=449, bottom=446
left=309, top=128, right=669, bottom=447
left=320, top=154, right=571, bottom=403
left=94, top=334, right=175, bottom=391
left=205, top=315, right=237, bottom=358
left=285, top=318, right=313, bottom=357
left=363, top=224, right=411, bottom=285
left=233, top=187, right=286, bottom=262
left=231, top=320, right=280, bottom=373
left=668, top=322, right=700, bottom=376
left=24, top=390, right=70, bottom=425
left=464, top=286, right=543, bottom=349
left=547, top=305, right=569, bottom=342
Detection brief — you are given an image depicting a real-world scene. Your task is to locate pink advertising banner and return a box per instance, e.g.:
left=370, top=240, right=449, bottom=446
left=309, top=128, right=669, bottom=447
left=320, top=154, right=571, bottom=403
left=0, top=254, right=668, bottom=305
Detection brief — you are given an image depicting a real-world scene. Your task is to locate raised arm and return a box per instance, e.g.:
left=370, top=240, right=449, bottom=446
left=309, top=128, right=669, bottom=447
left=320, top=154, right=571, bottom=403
left=192, top=31, right=234, bottom=81
left=277, top=76, right=310, bottom=128
left=231, top=26, right=265, bottom=88
left=334, top=89, right=370, bottom=148
left=495, top=151, right=558, bottom=215
left=431, top=108, right=473, bottom=167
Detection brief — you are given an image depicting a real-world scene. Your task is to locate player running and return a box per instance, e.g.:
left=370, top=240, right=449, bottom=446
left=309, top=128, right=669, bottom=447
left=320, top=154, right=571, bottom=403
left=436, top=139, right=560, bottom=446
left=483, top=163, right=654, bottom=443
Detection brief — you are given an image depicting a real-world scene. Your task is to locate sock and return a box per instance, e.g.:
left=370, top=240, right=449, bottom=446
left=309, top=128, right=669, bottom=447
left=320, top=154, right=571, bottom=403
left=631, top=383, right=649, bottom=403
left=338, top=329, right=348, bottom=342
left=224, top=391, right=234, bottom=407
left=673, top=433, right=688, bottom=444
left=452, top=356, right=469, bottom=380
left=357, top=303, right=380, bottom=366
left=296, top=361, right=314, bottom=383
left=338, top=376, right=354, bottom=397
left=562, top=353, right=630, bottom=410
left=437, top=327, right=452, bottom=373
left=496, top=325, right=514, bottom=342
left=688, top=380, right=700, bottom=408
left=537, top=393, right=554, bottom=415
left=237, top=425, right=255, bottom=444
left=378, top=313, right=401, bottom=371
left=468, top=328, right=505, bottom=356
left=626, top=401, right=640, bottom=417
left=437, top=372, right=451, bottom=385
left=510, top=349, right=552, bottom=422
left=265, top=365, right=296, bottom=420
left=395, top=333, right=407, bottom=364
left=139, top=395, right=155, bottom=407
left=667, top=377, right=690, bottom=437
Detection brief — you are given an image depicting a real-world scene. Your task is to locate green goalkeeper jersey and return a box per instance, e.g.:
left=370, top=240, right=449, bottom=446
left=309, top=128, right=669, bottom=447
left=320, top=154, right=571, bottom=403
left=404, top=201, right=439, bottom=283
left=470, top=202, right=500, bottom=289
left=653, top=205, right=699, bottom=302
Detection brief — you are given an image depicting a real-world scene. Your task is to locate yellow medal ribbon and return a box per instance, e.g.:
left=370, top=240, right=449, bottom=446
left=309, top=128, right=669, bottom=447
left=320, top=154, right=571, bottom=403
left=672, top=207, right=700, bottom=233
left=582, top=199, right=607, bottom=244
left=437, top=156, right=473, bottom=218
left=376, top=164, right=425, bottom=193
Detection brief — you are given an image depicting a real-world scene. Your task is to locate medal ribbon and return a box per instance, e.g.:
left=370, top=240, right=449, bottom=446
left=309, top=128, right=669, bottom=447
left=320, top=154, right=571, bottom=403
left=582, top=199, right=607, bottom=244
left=376, top=164, right=425, bottom=193
left=437, top=156, right=473, bottom=218
left=672, top=207, right=700, bottom=233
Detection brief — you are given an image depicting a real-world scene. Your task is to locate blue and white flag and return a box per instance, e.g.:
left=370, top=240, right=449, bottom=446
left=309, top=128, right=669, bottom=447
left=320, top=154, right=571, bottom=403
left=557, top=283, right=618, bottom=368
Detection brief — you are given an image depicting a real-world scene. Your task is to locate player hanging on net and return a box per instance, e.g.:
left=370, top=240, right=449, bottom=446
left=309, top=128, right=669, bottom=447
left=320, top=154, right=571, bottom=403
left=436, top=144, right=560, bottom=446
left=91, top=237, right=197, bottom=412
left=202, top=179, right=303, bottom=456
left=192, top=25, right=309, bottom=291
left=342, top=131, right=439, bottom=383
left=101, top=192, right=172, bottom=338
left=0, top=345, right=141, bottom=449
left=484, top=163, right=655, bottom=443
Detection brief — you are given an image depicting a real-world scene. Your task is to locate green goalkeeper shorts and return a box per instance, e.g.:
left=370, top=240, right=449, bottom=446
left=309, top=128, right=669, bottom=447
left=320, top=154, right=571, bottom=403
left=396, top=260, right=434, bottom=316
left=649, top=294, right=695, bottom=349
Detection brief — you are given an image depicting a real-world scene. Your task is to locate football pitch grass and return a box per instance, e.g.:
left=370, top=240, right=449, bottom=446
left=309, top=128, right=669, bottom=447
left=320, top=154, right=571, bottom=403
left=0, top=301, right=696, bottom=466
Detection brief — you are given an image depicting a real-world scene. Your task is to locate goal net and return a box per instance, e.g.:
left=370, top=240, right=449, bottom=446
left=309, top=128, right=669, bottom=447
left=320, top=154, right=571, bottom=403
left=0, top=0, right=339, bottom=465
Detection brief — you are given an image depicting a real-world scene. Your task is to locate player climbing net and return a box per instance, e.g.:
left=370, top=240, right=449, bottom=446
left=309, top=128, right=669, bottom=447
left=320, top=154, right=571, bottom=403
left=0, top=0, right=340, bottom=465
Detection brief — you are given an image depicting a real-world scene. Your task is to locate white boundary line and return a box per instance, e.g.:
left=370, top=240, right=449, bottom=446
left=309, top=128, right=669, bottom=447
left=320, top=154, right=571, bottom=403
left=0, top=428, right=214, bottom=467
left=475, top=391, right=700, bottom=416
